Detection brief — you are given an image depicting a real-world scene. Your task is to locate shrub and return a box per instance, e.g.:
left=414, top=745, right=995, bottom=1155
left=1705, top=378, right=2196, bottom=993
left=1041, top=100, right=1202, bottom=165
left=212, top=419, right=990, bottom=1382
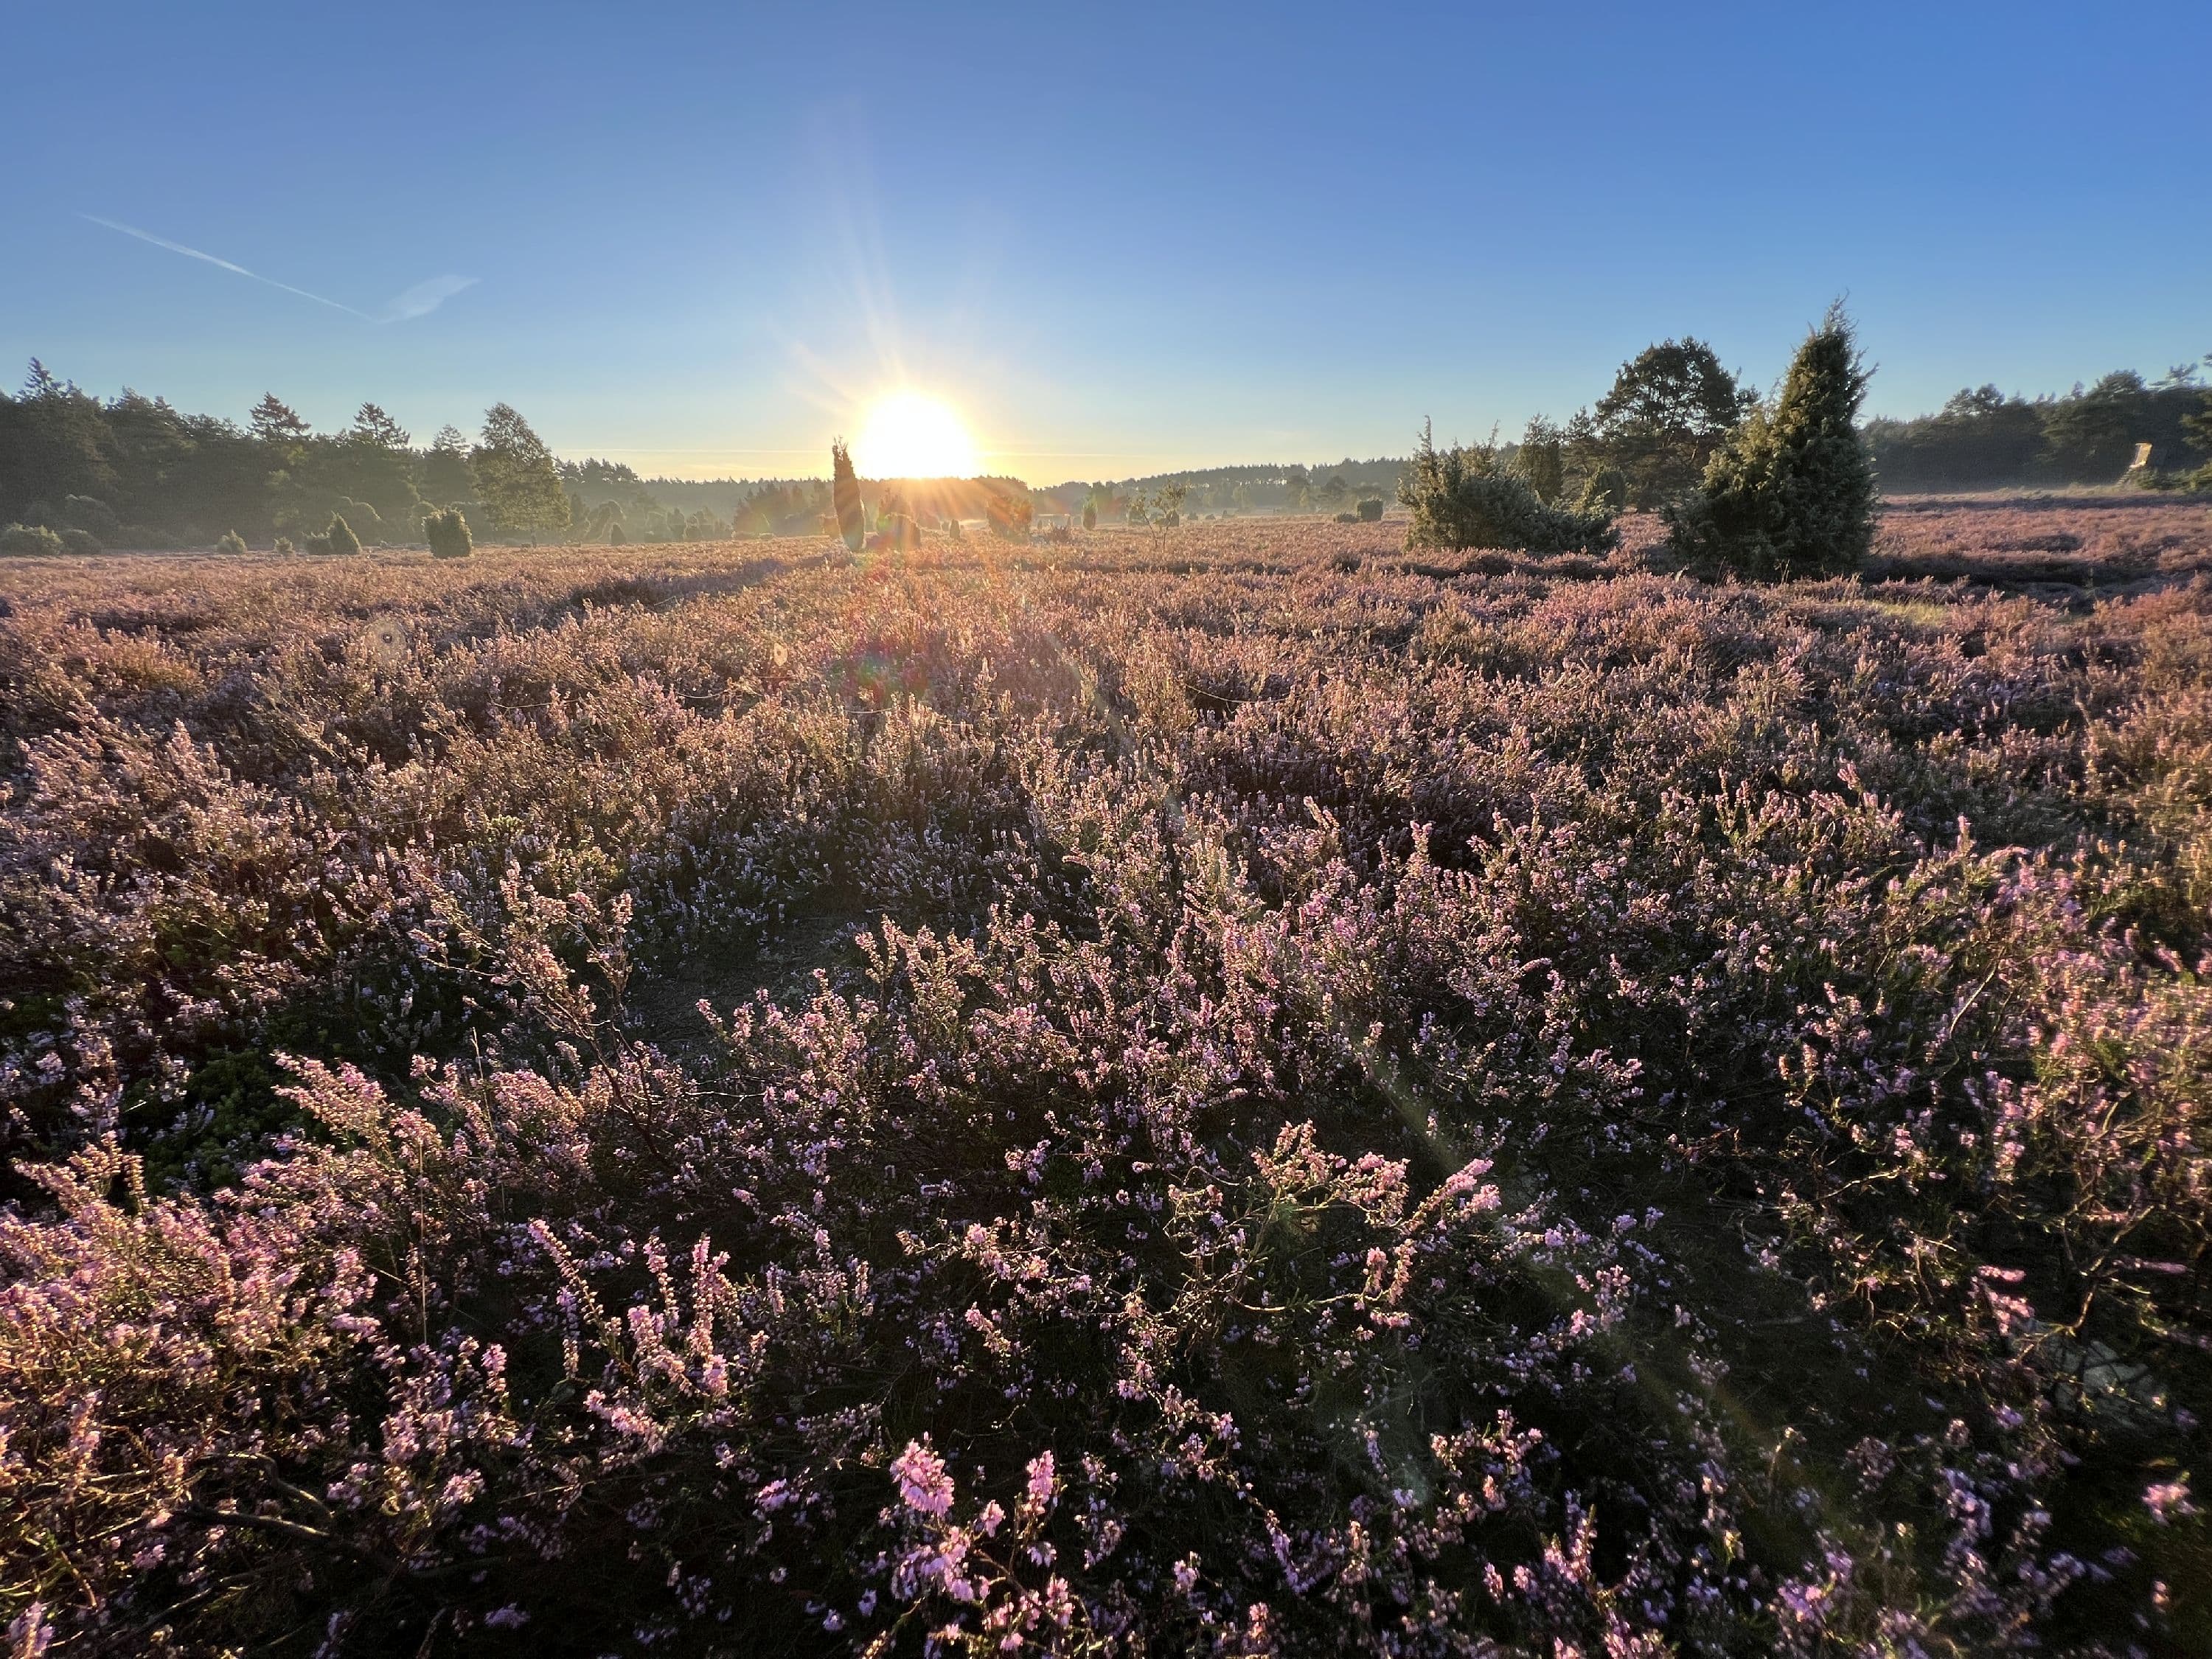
left=58, top=527, right=101, bottom=556
left=1398, top=422, right=1617, bottom=554
left=0, top=523, right=66, bottom=557
left=273, top=535, right=296, bottom=556
left=324, top=513, right=363, bottom=557
left=1082, top=502, right=1097, bottom=530
left=60, top=495, right=123, bottom=541
left=985, top=484, right=1035, bottom=540
left=1334, top=510, right=1359, bottom=523
left=1514, top=414, right=1566, bottom=504
left=425, top=507, right=473, bottom=560
left=870, top=512, right=922, bottom=553
left=1664, top=303, right=1879, bottom=580
left=214, top=529, right=248, bottom=556
left=1576, top=466, right=1629, bottom=513
left=1356, top=497, right=1384, bottom=521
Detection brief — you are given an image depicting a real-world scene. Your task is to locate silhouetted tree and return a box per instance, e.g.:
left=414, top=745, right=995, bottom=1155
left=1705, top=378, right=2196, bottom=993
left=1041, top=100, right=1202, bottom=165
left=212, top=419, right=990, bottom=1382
left=831, top=439, right=864, bottom=550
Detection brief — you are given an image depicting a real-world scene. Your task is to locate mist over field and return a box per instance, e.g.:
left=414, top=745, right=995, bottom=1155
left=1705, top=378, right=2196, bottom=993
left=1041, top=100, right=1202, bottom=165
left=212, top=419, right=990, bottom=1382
left=6, top=1, right=2212, bottom=1654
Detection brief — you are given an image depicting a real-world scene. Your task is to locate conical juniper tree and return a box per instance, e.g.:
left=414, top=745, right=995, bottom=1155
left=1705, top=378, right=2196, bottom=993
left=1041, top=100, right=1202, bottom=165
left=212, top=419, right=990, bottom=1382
left=831, top=439, right=865, bottom=552
left=1666, top=303, right=1879, bottom=580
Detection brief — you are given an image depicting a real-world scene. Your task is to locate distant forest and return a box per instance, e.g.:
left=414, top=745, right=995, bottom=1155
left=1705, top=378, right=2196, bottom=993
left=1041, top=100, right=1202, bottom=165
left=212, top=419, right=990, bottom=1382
left=1863, top=366, right=2212, bottom=492
left=2, top=355, right=2206, bottom=551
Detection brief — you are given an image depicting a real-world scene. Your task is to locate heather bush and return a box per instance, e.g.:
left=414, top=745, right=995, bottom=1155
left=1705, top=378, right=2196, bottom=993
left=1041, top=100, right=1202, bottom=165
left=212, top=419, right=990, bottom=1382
left=1398, top=422, right=1616, bottom=555
left=1, top=507, right=2210, bottom=1652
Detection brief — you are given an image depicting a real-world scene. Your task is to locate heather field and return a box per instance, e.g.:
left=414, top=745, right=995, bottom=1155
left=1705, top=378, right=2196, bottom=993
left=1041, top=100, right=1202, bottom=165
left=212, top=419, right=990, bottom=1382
left=4, top=496, right=2212, bottom=1656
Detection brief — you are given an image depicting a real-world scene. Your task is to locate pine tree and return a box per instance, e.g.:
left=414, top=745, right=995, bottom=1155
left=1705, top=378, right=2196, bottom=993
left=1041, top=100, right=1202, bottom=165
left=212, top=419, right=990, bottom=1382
left=1665, top=305, right=1878, bottom=580
left=831, top=439, right=864, bottom=552
left=470, top=405, right=571, bottom=543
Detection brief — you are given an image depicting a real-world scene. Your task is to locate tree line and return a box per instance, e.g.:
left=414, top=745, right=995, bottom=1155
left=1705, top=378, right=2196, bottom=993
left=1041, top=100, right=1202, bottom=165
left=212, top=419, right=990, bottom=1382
left=0, top=364, right=571, bottom=549
left=1863, top=365, right=2212, bottom=492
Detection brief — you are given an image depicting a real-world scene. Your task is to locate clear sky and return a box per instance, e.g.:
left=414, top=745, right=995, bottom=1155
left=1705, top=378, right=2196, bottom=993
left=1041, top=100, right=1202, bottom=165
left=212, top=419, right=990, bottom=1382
left=3, top=0, right=2205, bottom=483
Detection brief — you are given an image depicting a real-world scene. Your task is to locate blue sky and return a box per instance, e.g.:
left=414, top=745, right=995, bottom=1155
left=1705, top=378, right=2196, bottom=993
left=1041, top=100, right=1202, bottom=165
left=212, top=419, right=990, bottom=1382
left=2, top=0, right=2205, bottom=482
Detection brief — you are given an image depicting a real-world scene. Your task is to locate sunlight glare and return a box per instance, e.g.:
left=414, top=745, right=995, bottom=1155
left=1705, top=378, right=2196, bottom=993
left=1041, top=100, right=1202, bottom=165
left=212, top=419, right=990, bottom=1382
left=854, top=391, right=978, bottom=479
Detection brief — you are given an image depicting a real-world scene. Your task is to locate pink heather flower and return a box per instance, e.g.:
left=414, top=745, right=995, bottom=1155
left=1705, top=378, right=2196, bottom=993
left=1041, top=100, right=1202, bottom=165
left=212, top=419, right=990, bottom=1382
left=2144, top=1480, right=2196, bottom=1525
left=484, top=1606, right=529, bottom=1630
left=893, top=1438, right=956, bottom=1518
left=1026, top=1450, right=1057, bottom=1507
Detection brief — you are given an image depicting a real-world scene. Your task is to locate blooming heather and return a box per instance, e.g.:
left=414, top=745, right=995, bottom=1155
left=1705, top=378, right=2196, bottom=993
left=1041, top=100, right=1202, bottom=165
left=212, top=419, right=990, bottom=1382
left=0, top=503, right=2208, bottom=1653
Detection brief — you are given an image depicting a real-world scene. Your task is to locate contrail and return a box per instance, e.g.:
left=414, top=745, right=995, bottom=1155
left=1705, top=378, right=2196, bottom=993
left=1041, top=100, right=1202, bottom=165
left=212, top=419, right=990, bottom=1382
left=80, top=214, right=476, bottom=323
left=82, top=214, right=376, bottom=319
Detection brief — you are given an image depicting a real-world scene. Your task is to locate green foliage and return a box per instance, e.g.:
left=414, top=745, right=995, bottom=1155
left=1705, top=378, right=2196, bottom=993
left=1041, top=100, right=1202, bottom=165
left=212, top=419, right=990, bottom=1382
left=470, top=404, right=571, bottom=541
left=273, top=536, right=296, bottom=556
left=985, top=482, right=1034, bottom=540
left=1576, top=466, right=1629, bottom=514
left=425, top=508, right=473, bottom=560
left=1082, top=501, right=1096, bottom=530
left=1514, top=414, right=1566, bottom=504
left=1397, top=422, right=1617, bottom=555
left=328, top=496, right=383, bottom=543
left=1664, top=304, right=1879, bottom=581
left=2174, top=387, right=2212, bottom=492
left=59, top=527, right=100, bottom=555
left=875, top=511, right=922, bottom=552
left=830, top=438, right=865, bottom=551
left=60, top=495, right=122, bottom=540
left=1356, top=497, right=1383, bottom=521
left=1, top=523, right=67, bottom=556
left=419, top=425, right=476, bottom=501
left=1579, top=338, right=1755, bottom=507
left=0, top=363, right=118, bottom=520
left=248, top=393, right=310, bottom=464
left=1867, top=366, right=2212, bottom=490
left=214, top=529, right=248, bottom=556
left=307, top=513, right=363, bottom=557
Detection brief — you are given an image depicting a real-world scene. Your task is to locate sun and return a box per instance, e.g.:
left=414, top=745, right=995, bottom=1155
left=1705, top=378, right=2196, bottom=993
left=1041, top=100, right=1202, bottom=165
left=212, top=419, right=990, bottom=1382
left=854, top=391, right=978, bottom=479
